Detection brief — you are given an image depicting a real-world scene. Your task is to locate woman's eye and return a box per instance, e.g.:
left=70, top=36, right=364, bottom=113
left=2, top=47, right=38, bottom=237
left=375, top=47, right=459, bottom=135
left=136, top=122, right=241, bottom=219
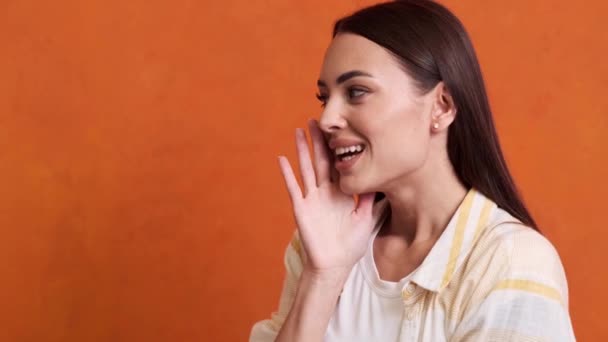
left=348, top=88, right=367, bottom=99
left=315, top=88, right=366, bottom=107
left=315, top=93, right=328, bottom=107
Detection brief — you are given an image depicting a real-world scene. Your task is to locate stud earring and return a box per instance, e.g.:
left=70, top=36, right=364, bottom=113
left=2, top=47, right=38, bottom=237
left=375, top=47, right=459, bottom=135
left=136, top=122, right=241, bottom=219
left=433, top=122, right=439, bottom=129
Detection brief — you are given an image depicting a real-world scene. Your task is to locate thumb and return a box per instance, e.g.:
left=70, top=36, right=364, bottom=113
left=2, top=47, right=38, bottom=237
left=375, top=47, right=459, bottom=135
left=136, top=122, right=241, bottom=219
left=355, top=192, right=376, bottom=217
left=372, top=195, right=389, bottom=223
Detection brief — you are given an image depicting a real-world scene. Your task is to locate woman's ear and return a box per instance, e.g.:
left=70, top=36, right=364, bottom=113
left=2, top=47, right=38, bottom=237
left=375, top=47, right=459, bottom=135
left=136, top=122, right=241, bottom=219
left=430, top=82, right=457, bottom=132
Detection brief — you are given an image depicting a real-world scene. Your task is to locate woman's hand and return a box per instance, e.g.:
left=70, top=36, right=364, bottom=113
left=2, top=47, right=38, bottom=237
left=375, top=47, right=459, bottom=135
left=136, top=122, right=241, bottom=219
left=278, top=119, right=382, bottom=279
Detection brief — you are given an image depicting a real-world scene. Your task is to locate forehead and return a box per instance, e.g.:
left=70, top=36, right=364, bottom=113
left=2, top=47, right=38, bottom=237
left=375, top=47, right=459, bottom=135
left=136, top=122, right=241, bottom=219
left=319, top=33, right=402, bottom=82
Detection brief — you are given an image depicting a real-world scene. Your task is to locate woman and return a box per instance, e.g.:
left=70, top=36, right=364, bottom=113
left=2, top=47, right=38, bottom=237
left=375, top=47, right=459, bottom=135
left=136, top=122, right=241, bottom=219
left=250, top=0, right=575, bottom=341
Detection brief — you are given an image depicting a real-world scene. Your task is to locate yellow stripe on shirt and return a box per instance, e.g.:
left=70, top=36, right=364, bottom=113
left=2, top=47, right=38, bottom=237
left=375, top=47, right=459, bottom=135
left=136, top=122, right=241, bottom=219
left=472, top=198, right=494, bottom=244
left=290, top=234, right=303, bottom=259
left=493, top=279, right=563, bottom=305
left=441, top=190, right=476, bottom=288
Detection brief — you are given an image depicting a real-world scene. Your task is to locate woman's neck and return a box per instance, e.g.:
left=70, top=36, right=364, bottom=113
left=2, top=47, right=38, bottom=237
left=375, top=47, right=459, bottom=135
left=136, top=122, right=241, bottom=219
left=380, top=160, right=468, bottom=246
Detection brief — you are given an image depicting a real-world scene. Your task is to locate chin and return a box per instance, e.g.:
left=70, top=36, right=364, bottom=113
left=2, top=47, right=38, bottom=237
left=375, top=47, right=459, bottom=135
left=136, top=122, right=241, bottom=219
left=338, top=176, right=368, bottom=195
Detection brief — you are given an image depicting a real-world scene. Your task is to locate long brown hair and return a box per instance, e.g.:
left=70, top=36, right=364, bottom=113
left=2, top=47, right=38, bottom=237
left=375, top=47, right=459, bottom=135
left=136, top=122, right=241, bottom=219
left=333, top=0, right=538, bottom=230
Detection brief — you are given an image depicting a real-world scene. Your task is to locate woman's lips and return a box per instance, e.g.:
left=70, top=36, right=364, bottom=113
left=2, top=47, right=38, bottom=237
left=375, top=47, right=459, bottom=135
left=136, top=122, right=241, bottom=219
left=334, top=149, right=364, bottom=173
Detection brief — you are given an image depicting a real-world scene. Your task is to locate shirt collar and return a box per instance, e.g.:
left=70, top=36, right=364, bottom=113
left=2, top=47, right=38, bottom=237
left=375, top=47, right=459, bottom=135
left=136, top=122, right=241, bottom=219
left=405, top=188, right=498, bottom=293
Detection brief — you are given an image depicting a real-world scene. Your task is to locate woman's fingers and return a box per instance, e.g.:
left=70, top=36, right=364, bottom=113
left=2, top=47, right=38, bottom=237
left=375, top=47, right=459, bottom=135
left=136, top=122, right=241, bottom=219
left=295, top=128, right=317, bottom=196
left=278, top=156, right=303, bottom=205
left=329, top=156, right=340, bottom=184
left=308, top=119, right=332, bottom=187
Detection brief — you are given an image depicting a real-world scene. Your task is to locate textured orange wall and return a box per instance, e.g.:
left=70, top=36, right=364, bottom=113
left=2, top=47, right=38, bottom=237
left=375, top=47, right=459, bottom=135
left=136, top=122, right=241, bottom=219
left=0, top=0, right=605, bottom=341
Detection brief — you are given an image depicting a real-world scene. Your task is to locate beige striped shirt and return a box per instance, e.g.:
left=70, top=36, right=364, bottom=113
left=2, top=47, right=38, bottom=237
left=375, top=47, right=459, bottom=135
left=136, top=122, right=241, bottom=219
left=250, top=188, right=575, bottom=341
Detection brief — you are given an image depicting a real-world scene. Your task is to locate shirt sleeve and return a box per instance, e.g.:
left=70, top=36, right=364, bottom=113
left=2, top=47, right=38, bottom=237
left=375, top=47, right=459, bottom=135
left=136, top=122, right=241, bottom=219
left=249, top=230, right=305, bottom=342
left=451, top=227, right=576, bottom=341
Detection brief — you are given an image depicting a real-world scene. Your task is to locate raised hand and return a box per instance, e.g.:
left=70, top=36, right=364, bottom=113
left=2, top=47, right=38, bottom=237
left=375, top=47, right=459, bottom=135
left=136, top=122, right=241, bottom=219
left=278, top=119, right=383, bottom=277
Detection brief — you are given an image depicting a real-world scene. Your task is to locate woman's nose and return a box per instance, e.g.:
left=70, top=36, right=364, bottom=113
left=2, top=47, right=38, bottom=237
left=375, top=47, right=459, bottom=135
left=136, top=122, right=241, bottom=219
left=319, top=105, right=347, bottom=134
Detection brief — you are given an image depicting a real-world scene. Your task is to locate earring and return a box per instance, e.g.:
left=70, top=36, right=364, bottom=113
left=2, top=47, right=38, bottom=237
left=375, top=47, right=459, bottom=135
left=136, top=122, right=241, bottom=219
left=433, top=122, right=439, bottom=129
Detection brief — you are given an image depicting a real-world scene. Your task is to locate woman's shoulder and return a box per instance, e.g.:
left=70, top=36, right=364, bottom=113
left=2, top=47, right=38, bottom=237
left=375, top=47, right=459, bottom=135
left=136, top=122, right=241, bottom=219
left=476, top=208, right=563, bottom=267
left=467, top=207, right=569, bottom=304
left=448, top=209, right=575, bottom=341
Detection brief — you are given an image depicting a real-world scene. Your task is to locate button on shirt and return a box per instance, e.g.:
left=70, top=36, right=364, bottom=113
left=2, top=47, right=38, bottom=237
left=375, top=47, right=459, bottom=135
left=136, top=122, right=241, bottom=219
left=250, top=188, right=576, bottom=341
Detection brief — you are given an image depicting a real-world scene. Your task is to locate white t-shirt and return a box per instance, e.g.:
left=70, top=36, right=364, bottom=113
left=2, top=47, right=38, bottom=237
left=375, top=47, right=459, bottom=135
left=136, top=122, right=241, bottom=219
left=324, top=225, right=419, bottom=340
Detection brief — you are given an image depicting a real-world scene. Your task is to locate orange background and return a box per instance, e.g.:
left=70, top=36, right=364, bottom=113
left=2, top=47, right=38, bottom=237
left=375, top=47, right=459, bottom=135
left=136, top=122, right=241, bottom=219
left=0, top=0, right=606, bottom=341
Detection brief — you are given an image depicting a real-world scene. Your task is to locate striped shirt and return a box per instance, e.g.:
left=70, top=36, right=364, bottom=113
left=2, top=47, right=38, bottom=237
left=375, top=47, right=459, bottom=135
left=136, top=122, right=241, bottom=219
left=250, top=188, right=576, bottom=341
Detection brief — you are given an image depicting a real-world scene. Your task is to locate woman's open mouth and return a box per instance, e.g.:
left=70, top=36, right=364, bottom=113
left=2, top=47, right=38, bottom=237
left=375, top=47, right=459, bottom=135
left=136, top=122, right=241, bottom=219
left=334, top=144, right=365, bottom=172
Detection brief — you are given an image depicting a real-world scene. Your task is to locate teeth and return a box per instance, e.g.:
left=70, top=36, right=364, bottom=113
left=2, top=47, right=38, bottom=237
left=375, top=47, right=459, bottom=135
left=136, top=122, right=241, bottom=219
left=335, top=144, right=364, bottom=156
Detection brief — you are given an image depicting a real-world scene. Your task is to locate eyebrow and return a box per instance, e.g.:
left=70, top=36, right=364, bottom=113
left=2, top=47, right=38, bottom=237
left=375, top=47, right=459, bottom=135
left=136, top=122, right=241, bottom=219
left=317, top=70, right=373, bottom=87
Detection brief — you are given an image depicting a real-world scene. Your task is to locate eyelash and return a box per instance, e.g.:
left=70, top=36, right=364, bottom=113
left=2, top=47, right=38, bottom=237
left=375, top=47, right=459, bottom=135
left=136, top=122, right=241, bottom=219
left=315, top=88, right=367, bottom=107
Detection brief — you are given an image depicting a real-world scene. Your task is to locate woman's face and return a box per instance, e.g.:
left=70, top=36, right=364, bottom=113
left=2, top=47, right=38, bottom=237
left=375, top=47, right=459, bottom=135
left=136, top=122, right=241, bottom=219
left=317, top=33, right=440, bottom=195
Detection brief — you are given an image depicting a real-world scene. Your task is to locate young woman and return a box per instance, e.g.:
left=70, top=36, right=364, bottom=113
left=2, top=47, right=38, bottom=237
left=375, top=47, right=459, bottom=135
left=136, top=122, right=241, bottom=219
left=250, top=1, right=575, bottom=340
